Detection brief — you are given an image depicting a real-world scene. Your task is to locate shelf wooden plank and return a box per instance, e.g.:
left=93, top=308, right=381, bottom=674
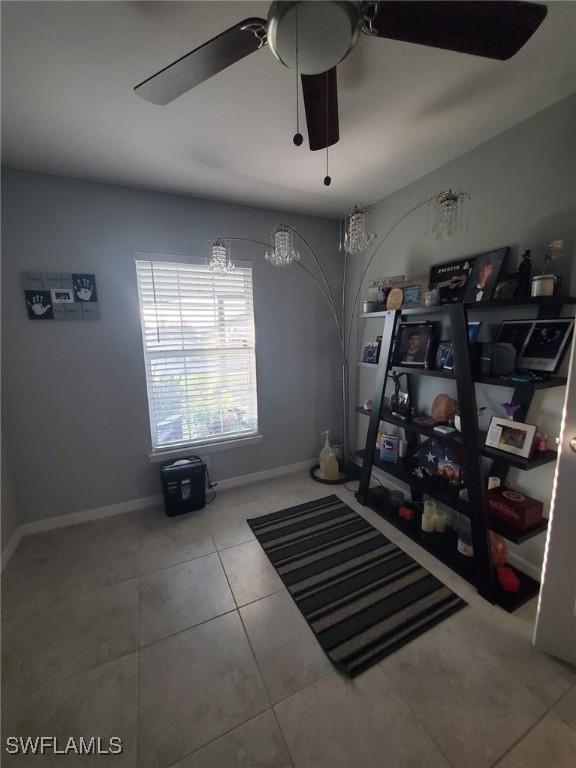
left=488, top=516, right=548, bottom=545
left=356, top=449, right=471, bottom=514
left=481, top=444, right=558, bottom=470
left=400, top=296, right=576, bottom=316
left=393, top=365, right=455, bottom=380
left=393, top=365, right=567, bottom=390
left=359, top=493, right=541, bottom=610
left=356, top=450, right=548, bottom=544
left=474, top=374, right=567, bottom=389
left=356, top=409, right=559, bottom=471
left=359, top=311, right=389, bottom=318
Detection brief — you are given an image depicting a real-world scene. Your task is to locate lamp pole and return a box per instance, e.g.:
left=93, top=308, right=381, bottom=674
left=218, top=190, right=468, bottom=469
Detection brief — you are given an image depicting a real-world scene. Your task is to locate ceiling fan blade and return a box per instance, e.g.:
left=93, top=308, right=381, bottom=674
left=301, top=68, right=339, bottom=151
left=367, top=2, right=547, bottom=60
left=135, top=17, right=267, bottom=105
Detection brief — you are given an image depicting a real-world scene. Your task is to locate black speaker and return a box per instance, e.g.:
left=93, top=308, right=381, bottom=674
left=477, top=342, right=516, bottom=377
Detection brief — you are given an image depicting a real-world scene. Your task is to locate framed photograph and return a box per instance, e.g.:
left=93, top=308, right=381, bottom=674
left=400, top=278, right=429, bottom=308
left=434, top=341, right=452, bottom=370
left=362, top=341, right=380, bottom=364
left=493, top=274, right=519, bottom=300
left=50, top=287, right=75, bottom=304
left=443, top=322, right=482, bottom=371
left=367, top=275, right=405, bottom=306
left=429, top=257, right=476, bottom=304
left=462, top=247, right=509, bottom=303
left=393, top=323, right=434, bottom=368
left=517, top=319, right=574, bottom=373
left=485, top=416, right=537, bottom=459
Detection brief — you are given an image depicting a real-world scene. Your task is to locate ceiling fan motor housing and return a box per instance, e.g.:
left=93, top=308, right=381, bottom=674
left=267, top=1, right=362, bottom=74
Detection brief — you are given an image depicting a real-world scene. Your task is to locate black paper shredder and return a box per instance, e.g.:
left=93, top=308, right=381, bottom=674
left=160, top=457, right=206, bottom=516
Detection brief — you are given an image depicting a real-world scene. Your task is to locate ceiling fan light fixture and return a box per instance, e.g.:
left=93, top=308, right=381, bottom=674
left=267, top=1, right=360, bottom=75
left=341, top=205, right=376, bottom=255
left=428, top=189, right=470, bottom=240
left=265, top=225, right=301, bottom=267
left=208, top=239, right=235, bottom=273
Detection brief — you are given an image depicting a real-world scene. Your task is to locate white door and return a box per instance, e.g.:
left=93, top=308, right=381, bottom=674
left=534, top=332, right=576, bottom=664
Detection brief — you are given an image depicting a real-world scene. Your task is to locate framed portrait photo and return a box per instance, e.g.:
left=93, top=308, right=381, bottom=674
left=463, top=247, right=509, bottom=303
left=485, top=416, right=537, bottom=459
left=393, top=323, right=434, bottom=368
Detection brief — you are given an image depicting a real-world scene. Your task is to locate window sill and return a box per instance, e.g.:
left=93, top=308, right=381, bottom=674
left=148, top=434, right=263, bottom=463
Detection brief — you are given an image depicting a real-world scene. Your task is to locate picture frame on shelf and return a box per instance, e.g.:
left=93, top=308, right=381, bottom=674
left=400, top=277, right=429, bottom=308
left=485, top=416, right=537, bottom=459
left=462, top=247, right=509, bottom=303
left=393, top=322, right=434, bottom=368
left=367, top=275, right=405, bottom=308
left=493, top=274, right=520, bottom=300
left=429, top=256, right=476, bottom=304
left=434, top=341, right=452, bottom=370
left=442, top=322, right=482, bottom=371
left=362, top=340, right=380, bottom=364
left=517, top=319, right=574, bottom=373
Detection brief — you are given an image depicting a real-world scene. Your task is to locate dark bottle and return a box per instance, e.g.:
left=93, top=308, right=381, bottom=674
left=515, top=250, right=532, bottom=296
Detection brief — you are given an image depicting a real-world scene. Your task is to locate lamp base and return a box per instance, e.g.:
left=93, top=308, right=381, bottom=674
left=309, top=461, right=361, bottom=485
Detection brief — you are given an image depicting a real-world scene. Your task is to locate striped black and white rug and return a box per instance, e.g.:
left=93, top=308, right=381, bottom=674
left=247, top=494, right=465, bottom=676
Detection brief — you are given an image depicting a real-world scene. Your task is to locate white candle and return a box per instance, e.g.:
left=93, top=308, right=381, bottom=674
left=434, top=511, right=448, bottom=533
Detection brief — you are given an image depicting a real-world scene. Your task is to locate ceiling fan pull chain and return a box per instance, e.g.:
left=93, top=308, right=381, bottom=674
left=324, top=70, right=332, bottom=186
left=360, top=2, right=379, bottom=36
left=293, top=6, right=303, bottom=147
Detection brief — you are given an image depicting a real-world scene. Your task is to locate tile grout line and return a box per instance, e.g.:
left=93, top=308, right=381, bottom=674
left=160, top=709, right=287, bottom=768
left=490, top=683, right=576, bottom=767
left=217, top=533, right=329, bottom=768
left=216, top=544, right=297, bottom=766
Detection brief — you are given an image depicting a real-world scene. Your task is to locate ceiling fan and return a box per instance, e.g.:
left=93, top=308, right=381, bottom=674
left=134, top=1, right=547, bottom=152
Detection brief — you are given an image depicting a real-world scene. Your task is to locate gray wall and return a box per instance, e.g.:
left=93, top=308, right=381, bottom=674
left=2, top=169, right=342, bottom=526
left=1, top=430, right=18, bottom=551
left=349, top=93, right=576, bottom=572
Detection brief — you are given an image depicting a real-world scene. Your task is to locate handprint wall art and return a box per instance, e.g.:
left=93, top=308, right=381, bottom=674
left=25, top=290, right=54, bottom=320
left=22, top=271, right=99, bottom=321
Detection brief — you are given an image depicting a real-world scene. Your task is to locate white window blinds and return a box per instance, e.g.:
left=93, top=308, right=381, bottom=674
left=135, top=259, right=258, bottom=451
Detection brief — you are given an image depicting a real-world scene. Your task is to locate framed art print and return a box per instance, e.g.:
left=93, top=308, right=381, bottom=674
left=485, top=416, right=536, bottom=459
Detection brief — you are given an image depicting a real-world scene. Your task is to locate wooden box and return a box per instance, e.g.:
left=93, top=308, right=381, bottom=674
left=487, top=487, right=544, bottom=531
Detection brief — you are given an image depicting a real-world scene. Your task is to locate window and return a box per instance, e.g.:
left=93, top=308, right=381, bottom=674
left=135, top=258, right=258, bottom=451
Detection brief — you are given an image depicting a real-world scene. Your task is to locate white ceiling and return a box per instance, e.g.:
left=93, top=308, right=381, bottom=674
left=2, top=1, right=575, bottom=218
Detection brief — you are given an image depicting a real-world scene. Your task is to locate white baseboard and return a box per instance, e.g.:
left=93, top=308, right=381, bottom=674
left=0, top=459, right=315, bottom=570
left=215, top=459, right=315, bottom=491
left=1, top=528, right=24, bottom=573
left=20, top=494, right=165, bottom=538
left=507, top=551, right=542, bottom=582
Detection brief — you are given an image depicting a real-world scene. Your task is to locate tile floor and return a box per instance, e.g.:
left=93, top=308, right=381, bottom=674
left=2, top=471, right=576, bottom=767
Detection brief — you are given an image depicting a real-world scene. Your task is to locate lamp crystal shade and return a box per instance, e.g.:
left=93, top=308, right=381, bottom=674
left=208, top=239, right=234, bottom=273
left=428, top=190, right=470, bottom=240
left=265, top=225, right=301, bottom=267
left=342, top=206, right=376, bottom=255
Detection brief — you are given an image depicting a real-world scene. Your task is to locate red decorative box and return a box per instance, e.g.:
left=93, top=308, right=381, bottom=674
left=487, top=487, right=544, bottom=531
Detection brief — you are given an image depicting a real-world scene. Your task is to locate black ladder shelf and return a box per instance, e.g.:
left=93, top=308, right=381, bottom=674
left=356, top=296, right=575, bottom=613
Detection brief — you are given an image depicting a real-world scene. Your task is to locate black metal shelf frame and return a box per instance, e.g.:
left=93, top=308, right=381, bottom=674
left=356, top=297, right=574, bottom=612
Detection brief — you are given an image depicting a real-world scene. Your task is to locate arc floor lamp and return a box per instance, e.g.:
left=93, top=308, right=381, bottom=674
left=210, top=189, right=470, bottom=472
